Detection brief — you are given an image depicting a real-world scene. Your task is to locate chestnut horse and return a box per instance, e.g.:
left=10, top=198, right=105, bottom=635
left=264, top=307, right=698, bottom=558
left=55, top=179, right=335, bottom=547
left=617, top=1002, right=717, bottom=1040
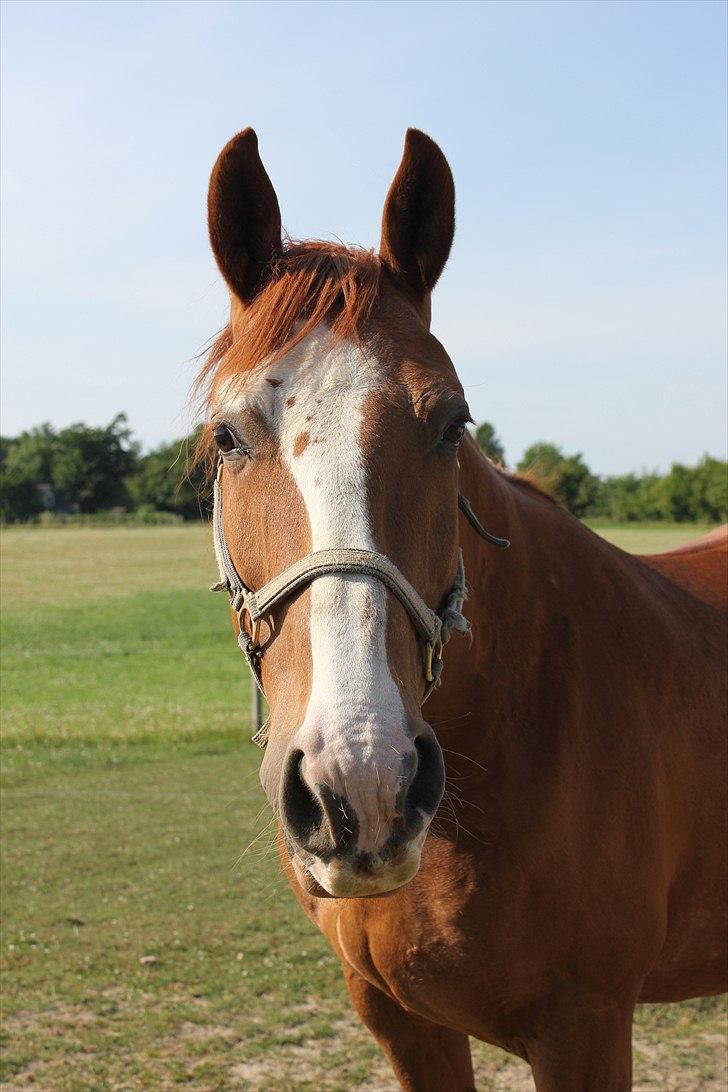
left=199, top=127, right=727, bottom=1090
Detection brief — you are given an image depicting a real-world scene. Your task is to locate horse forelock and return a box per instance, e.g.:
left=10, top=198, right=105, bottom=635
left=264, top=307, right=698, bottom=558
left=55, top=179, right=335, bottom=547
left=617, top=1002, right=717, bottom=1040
left=193, top=242, right=384, bottom=463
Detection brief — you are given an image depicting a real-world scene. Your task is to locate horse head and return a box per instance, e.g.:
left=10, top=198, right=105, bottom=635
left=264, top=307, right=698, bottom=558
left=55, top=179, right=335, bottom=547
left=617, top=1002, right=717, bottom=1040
left=201, top=128, right=470, bottom=898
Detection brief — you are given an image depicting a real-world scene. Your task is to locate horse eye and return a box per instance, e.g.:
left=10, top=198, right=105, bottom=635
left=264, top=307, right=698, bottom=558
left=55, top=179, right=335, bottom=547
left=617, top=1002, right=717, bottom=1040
left=213, top=425, right=237, bottom=453
left=441, top=420, right=466, bottom=446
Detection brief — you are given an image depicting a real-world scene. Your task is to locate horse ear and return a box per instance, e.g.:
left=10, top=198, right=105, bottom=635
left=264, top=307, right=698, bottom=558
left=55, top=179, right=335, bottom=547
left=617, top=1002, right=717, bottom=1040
left=208, top=128, right=283, bottom=303
left=379, top=129, right=455, bottom=299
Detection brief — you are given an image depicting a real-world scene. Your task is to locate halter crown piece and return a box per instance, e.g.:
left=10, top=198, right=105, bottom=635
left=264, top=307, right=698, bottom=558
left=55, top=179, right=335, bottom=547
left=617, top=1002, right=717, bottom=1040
left=210, top=459, right=509, bottom=746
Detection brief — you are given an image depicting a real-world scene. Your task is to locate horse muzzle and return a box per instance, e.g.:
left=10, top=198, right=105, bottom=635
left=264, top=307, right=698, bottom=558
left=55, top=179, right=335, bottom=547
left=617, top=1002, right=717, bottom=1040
left=279, top=724, right=445, bottom=898
left=288, top=834, right=428, bottom=898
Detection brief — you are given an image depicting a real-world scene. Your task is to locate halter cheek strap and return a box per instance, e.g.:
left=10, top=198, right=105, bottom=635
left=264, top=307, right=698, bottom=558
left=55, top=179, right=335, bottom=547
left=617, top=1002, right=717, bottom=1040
left=210, top=461, right=507, bottom=746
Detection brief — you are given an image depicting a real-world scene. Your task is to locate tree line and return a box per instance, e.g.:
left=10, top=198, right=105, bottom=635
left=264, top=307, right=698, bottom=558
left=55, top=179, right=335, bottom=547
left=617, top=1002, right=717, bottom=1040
left=475, top=422, right=727, bottom=524
left=1, top=414, right=725, bottom=524
left=0, top=415, right=206, bottom=523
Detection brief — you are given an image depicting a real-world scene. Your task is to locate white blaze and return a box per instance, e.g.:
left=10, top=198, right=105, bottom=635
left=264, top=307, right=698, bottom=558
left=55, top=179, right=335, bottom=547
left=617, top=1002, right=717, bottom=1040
left=221, top=327, right=411, bottom=856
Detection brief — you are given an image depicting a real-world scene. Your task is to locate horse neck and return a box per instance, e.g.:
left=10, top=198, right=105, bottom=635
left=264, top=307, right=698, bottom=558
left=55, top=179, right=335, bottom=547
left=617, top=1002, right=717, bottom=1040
left=437, top=437, right=646, bottom=761
left=455, top=435, right=566, bottom=627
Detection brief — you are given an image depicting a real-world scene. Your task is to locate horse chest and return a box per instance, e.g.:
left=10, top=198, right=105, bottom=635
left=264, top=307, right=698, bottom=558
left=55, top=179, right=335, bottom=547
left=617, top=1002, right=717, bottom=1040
left=334, top=901, right=467, bottom=1012
left=319, top=842, right=487, bottom=1024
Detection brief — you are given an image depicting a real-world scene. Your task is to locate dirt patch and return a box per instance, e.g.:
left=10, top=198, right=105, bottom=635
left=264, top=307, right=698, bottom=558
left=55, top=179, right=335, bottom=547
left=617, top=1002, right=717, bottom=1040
left=229, top=1012, right=395, bottom=1091
left=178, top=1020, right=240, bottom=1044
left=3, top=994, right=725, bottom=1091
left=632, top=1031, right=728, bottom=1092
left=3, top=1001, right=98, bottom=1035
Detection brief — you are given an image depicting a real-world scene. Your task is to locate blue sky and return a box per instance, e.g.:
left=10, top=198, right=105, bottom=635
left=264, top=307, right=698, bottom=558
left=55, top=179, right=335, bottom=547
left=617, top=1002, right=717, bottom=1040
left=1, top=0, right=726, bottom=474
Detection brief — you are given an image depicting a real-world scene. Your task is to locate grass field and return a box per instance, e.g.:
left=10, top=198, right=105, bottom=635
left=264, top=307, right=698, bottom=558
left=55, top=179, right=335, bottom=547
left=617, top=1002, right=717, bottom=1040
left=1, top=523, right=725, bottom=1091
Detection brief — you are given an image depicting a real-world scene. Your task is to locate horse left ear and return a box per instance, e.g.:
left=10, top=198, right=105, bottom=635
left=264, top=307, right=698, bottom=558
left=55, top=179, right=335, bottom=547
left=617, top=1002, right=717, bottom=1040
left=379, top=129, right=455, bottom=300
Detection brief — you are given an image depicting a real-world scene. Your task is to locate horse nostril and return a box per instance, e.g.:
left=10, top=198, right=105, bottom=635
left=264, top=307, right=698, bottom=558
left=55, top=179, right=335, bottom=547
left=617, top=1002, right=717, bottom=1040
left=406, top=733, right=446, bottom=826
left=280, top=750, right=358, bottom=858
left=281, top=749, right=324, bottom=849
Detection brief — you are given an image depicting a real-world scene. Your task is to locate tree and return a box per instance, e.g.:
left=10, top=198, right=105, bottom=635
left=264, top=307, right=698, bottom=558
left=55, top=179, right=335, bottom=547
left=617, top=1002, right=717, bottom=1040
left=51, top=414, right=139, bottom=513
left=518, top=442, right=599, bottom=518
left=692, top=456, right=728, bottom=523
left=593, top=472, right=667, bottom=522
left=126, top=428, right=211, bottom=520
left=0, top=424, right=57, bottom=521
left=474, top=421, right=506, bottom=465
left=660, top=463, right=695, bottom=523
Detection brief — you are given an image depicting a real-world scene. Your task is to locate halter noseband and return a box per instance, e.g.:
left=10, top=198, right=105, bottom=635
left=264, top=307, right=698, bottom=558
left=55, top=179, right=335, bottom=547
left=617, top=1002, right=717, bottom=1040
left=210, top=459, right=508, bottom=746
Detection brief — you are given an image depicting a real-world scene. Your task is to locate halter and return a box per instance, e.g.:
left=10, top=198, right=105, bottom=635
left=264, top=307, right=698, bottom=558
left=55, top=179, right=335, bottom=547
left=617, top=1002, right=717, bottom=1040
left=210, top=459, right=509, bottom=745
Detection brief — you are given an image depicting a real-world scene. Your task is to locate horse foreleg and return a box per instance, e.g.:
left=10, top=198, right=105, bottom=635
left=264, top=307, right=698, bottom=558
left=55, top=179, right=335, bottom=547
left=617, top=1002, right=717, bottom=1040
left=525, top=991, right=635, bottom=1092
left=342, top=962, right=475, bottom=1092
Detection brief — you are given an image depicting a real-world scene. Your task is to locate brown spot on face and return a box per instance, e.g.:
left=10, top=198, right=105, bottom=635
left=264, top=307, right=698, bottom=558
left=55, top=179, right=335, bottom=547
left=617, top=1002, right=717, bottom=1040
left=266, top=377, right=281, bottom=388
left=305, top=415, right=312, bottom=422
left=286, top=396, right=296, bottom=407
left=293, top=432, right=310, bottom=457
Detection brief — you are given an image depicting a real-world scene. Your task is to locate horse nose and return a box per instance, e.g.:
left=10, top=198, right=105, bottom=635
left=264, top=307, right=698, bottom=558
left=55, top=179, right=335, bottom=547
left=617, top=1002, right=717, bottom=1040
left=280, top=728, right=445, bottom=861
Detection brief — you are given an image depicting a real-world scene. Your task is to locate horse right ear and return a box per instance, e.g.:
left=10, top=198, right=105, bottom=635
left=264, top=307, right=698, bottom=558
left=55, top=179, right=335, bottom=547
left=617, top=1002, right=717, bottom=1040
left=208, top=128, right=283, bottom=303
left=379, top=129, right=455, bottom=300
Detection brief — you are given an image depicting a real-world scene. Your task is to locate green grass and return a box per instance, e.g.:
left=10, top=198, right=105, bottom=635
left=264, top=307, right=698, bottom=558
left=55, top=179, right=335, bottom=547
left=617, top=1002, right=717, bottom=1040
left=585, top=520, right=714, bottom=556
left=1, top=524, right=725, bottom=1090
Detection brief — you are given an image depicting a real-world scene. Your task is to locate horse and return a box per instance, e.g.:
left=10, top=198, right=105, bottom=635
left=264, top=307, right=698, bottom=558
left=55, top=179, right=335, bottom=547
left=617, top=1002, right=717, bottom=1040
left=197, top=126, right=727, bottom=1091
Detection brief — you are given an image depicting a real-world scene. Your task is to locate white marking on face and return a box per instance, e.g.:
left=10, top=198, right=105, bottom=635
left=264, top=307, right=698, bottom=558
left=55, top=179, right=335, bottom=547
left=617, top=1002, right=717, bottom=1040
left=216, top=326, right=416, bottom=859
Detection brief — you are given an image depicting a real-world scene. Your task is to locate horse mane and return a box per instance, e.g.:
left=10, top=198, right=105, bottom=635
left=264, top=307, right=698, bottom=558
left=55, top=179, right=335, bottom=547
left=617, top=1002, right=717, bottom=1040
left=498, top=467, right=558, bottom=504
left=467, top=438, right=558, bottom=505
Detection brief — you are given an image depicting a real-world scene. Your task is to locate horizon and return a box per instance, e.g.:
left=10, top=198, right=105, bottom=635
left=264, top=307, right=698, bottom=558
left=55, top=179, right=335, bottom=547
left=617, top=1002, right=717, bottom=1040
left=1, top=0, right=726, bottom=476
